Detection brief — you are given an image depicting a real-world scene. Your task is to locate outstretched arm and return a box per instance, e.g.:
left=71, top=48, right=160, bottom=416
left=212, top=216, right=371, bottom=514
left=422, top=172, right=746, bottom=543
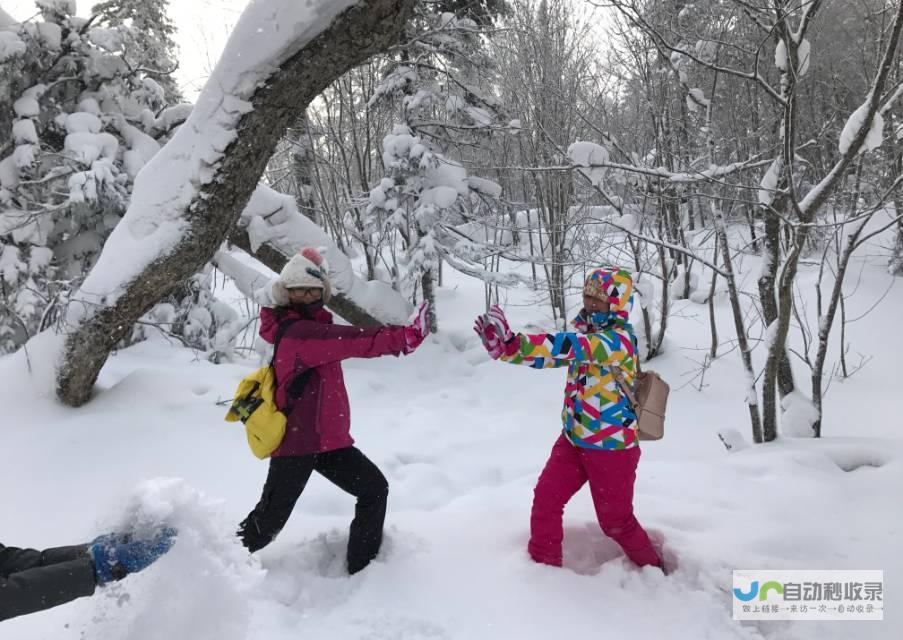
left=497, top=333, right=572, bottom=369
left=501, top=330, right=634, bottom=368
left=283, top=301, right=429, bottom=368
left=282, top=322, right=407, bottom=368
left=474, top=305, right=633, bottom=369
left=474, top=309, right=570, bottom=369
left=0, top=528, right=176, bottom=621
left=0, top=544, right=96, bottom=622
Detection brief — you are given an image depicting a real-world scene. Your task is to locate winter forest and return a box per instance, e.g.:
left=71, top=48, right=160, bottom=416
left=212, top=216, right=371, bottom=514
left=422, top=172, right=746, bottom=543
left=1, top=0, right=901, bottom=638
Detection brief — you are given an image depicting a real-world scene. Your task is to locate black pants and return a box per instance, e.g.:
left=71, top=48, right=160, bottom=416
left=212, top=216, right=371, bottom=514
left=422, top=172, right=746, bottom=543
left=238, top=446, right=389, bottom=574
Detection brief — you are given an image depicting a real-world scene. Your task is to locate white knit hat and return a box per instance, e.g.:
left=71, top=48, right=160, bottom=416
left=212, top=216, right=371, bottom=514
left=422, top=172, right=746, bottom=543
left=277, top=247, right=331, bottom=302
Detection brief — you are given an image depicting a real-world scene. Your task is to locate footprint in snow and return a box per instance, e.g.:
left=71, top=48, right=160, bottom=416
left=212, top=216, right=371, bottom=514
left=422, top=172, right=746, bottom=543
left=346, top=612, right=451, bottom=640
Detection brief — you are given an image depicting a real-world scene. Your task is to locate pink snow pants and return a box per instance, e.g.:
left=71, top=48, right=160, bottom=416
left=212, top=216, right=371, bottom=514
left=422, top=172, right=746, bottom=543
left=528, top=434, right=661, bottom=568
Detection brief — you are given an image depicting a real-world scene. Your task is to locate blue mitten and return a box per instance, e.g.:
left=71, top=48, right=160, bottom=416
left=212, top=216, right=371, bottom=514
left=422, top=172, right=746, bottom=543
left=91, top=527, right=177, bottom=585
left=89, top=532, right=119, bottom=548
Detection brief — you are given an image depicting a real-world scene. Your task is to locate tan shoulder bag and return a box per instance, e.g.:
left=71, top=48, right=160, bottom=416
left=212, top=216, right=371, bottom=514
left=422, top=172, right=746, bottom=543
left=610, top=358, right=669, bottom=441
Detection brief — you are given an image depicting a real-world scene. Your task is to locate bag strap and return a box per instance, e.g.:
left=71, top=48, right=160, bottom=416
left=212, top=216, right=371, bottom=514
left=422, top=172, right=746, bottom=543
left=631, top=332, right=643, bottom=374
left=611, top=330, right=642, bottom=410
left=270, top=317, right=299, bottom=389
left=610, top=363, right=640, bottom=413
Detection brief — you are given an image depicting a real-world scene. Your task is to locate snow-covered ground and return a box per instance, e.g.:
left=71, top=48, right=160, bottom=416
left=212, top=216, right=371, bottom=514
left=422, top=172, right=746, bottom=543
left=2, top=224, right=900, bottom=640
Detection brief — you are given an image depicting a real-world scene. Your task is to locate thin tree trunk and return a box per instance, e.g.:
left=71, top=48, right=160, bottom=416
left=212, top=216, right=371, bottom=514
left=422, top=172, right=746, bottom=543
left=713, top=206, right=763, bottom=443
left=708, top=230, right=719, bottom=359
left=758, top=197, right=796, bottom=404
left=421, top=268, right=437, bottom=332
left=838, top=289, right=849, bottom=378
left=746, top=203, right=759, bottom=254
left=291, top=111, right=317, bottom=223
left=651, top=241, right=672, bottom=357
left=811, top=215, right=867, bottom=436
left=891, top=217, right=903, bottom=276
left=890, top=112, right=903, bottom=275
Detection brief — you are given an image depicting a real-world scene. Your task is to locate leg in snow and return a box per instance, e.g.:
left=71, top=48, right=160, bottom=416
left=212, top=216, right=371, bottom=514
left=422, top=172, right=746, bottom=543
left=238, top=455, right=316, bottom=553
left=581, top=446, right=662, bottom=569
left=528, top=434, right=587, bottom=567
left=315, top=446, right=389, bottom=574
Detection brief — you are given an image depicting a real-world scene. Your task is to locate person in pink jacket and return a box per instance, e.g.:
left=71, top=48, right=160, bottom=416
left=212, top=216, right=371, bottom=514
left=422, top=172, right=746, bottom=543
left=238, top=247, right=429, bottom=574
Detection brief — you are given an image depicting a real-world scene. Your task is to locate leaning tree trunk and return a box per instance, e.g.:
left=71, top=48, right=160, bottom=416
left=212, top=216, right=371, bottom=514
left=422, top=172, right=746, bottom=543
left=56, top=0, right=417, bottom=407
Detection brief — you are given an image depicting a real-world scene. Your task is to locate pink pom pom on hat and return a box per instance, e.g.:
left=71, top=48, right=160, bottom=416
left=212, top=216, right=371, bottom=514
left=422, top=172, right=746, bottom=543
left=300, top=246, right=323, bottom=266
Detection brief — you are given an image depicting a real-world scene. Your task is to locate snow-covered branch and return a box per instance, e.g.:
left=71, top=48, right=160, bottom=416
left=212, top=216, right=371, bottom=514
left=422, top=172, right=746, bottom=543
left=238, top=183, right=409, bottom=324
left=486, top=154, right=776, bottom=185
left=792, top=0, right=821, bottom=43
left=605, top=1, right=787, bottom=106
left=211, top=250, right=274, bottom=301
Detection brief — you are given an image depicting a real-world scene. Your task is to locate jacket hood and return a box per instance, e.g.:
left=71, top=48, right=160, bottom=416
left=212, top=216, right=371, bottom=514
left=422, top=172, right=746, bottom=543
left=574, top=266, right=635, bottom=333
left=582, top=266, right=634, bottom=314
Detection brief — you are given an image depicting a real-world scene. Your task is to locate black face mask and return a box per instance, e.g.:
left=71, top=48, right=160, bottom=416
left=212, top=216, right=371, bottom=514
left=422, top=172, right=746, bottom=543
left=291, top=300, right=324, bottom=316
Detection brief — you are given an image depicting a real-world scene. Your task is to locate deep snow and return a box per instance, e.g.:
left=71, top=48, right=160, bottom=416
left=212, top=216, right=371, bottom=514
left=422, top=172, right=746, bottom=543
left=1, top=223, right=901, bottom=640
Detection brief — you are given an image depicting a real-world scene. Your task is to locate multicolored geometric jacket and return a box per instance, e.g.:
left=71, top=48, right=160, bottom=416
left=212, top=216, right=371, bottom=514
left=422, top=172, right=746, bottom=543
left=499, top=267, right=640, bottom=450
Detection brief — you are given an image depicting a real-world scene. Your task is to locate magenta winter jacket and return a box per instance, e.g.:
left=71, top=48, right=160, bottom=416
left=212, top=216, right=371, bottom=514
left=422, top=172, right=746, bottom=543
left=259, top=304, right=407, bottom=457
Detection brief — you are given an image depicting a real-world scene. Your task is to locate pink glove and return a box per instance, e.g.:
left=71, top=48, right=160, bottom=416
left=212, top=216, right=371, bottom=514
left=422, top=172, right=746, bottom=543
left=402, top=301, right=430, bottom=355
left=488, top=304, right=515, bottom=343
left=473, top=314, right=501, bottom=357
left=474, top=311, right=518, bottom=359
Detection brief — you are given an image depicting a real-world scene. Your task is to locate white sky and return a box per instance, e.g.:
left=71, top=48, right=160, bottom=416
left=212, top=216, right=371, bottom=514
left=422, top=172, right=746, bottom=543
left=2, top=0, right=247, bottom=100
left=2, top=0, right=614, bottom=102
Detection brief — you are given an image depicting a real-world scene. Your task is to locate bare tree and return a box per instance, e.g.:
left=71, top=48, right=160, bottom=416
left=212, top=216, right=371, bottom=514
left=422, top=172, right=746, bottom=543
left=759, top=1, right=903, bottom=440
left=493, top=0, right=603, bottom=326
left=599, top=0, right=903, bottom=442
left=811, top=173, right=903, bottom=436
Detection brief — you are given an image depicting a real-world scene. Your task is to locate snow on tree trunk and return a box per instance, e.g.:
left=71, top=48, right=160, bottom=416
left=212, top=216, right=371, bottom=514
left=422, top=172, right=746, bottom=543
left=54, top=0, right=416, bottom=407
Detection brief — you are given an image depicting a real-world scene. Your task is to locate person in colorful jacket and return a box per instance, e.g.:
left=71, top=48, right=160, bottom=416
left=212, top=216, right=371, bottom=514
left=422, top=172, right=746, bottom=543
left=1, top=528, right=175, bottom=622
left=238, top=247, right=429, bottom=574
left=473, top=266, right=662, bottom=571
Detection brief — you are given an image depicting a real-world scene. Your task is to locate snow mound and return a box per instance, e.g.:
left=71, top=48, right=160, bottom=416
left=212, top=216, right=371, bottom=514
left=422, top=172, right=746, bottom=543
left=83, top=478, right=264, bottom=640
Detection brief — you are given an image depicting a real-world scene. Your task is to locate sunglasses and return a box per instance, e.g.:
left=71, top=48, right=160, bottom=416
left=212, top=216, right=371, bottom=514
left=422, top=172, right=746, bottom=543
left=286, top=287, right=322, bottom=295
